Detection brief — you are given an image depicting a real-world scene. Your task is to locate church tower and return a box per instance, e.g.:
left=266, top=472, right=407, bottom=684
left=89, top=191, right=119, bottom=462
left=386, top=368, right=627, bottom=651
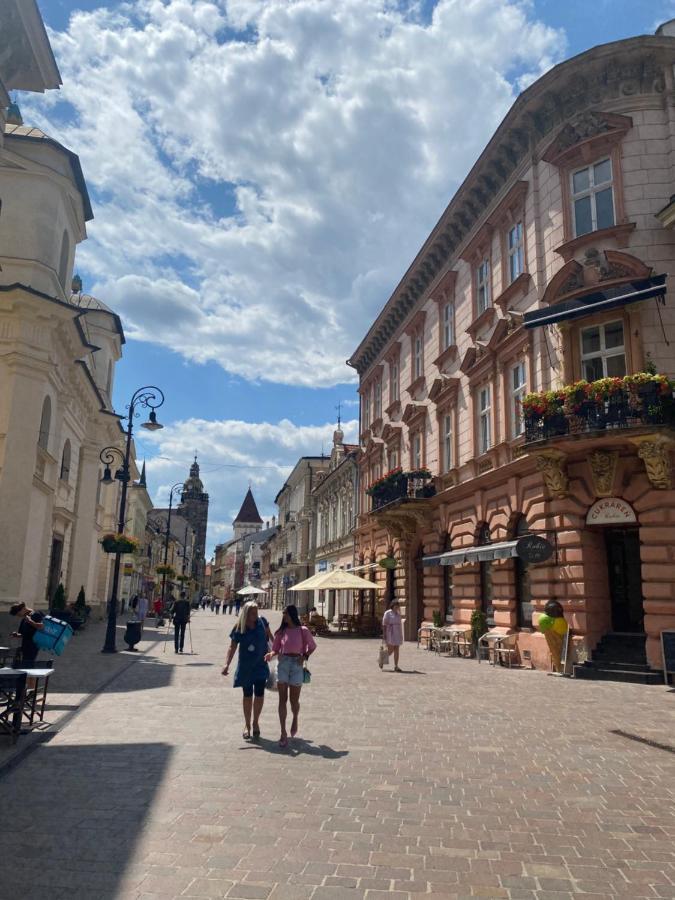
left=233, top=488, right=263, bottom=540
left=178, top=457, right=209, bottom=590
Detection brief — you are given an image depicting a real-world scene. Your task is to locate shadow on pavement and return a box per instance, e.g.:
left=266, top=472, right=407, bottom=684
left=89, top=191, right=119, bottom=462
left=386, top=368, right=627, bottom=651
left=0, top=741, right=172, bottom=899
left=242, top=736, right=349, bottom=759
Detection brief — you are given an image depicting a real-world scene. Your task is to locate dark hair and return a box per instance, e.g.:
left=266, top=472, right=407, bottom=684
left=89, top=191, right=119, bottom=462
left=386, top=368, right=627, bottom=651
left=9, top=602, right=25, bottom=616
left=276, top=604, right=302, bottom=634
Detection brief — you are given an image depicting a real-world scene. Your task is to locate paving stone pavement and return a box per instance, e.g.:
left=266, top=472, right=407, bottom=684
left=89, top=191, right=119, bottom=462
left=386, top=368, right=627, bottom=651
left=1, top=610, right=674, bottom=900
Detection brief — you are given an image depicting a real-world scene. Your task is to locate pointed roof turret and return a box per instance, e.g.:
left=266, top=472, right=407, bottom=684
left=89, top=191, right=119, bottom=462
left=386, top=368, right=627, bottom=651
left=138, top=460, right=147, bottom=488
left=234, top=487, right=263, bottom=524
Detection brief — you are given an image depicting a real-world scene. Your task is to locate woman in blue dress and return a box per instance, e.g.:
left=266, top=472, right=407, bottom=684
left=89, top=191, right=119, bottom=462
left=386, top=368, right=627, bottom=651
left=222, top=601, right=273, bottom=739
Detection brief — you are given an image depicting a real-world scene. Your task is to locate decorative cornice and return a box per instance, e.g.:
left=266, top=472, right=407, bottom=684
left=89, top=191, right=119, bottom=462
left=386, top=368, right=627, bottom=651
left=405, top=375, right=426, bottom=399
left=428, top=376, right=460, bottom=407
left=428, top=269, right=458, bottom=302
left=347, top=39, right=670, bottom=378
left=382, top=423, right=403, bottom=443
left=466, top=306, right=497, bottom=341
left=486, top=180, right=528, bottom=227
left=543, top=247, right=651, bottom=305
left=402, top=402, right=427, bottom=426
left=494, top=272, right=532, bottom=314
left=542, top=111, right=633, bottom=168
left=384, top=399, right=402, bottom=419
left=459, top=222, right=493, bottom=263
left=432, top=343, right=459, bottom=372
left=404, top=309, right=426, bottom=337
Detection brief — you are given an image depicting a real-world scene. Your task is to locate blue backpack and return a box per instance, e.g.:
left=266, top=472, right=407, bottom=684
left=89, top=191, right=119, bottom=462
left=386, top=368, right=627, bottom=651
left=33, top=616, right=74, bottom=656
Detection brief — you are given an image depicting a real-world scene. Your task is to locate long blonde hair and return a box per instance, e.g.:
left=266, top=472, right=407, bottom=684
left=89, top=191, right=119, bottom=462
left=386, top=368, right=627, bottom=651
left=236, top=600, right=259, bottom=633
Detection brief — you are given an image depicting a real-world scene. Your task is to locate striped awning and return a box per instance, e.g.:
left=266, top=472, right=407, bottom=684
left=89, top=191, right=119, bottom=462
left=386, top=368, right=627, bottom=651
left=423, top=540, right=519, bottom=567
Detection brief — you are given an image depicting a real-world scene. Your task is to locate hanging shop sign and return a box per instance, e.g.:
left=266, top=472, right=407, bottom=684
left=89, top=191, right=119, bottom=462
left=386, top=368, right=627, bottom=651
left=515, top=534, right=554, bottom=564
left=586, top=497, right=637, bottom=526
left=379, top=556, right=397, bottom=570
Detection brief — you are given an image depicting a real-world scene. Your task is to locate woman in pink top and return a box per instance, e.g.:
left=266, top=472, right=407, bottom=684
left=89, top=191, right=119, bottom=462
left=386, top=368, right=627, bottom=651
left=265, top=604, right=316, bottom=747
left=382, top=600, right=403, bottom=672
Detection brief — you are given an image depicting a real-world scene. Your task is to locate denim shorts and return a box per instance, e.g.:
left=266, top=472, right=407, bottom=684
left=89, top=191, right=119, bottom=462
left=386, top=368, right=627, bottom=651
left=277, top=655, right=304, bottom=686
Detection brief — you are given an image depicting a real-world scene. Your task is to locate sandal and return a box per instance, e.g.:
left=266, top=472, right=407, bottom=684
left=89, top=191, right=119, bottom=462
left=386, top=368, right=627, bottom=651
left=290, top=721, right=298, bottom=738
left=252, top=727, right=260, bottom=739
left=243, top=729, right=251, bottom=740
left=279, top=736, right=288, bottom=748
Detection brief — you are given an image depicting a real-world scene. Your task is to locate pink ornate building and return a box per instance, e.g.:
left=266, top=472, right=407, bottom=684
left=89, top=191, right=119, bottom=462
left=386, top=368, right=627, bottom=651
left=348, top=21, right=675, bottom=679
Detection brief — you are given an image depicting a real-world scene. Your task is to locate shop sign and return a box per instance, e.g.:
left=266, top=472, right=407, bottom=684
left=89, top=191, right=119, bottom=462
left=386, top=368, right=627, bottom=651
left=586, top=497, right=636, bottom=526
left=379, top=556, right=397, bottom=569
left=516, top=535, right=554, bottom=564
left=317, top=560, right=328, bottom=572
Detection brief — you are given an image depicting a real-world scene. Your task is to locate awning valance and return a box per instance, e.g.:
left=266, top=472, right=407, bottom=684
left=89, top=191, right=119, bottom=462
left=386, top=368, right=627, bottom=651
left=523, top=275, right=666, bottom=330
left=423, top=540, right=519, bottom=567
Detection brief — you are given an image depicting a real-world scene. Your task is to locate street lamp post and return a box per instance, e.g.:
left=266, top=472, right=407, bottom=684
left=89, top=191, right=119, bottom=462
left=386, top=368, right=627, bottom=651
left=161, top=483, right=184, bottom=611
left=100, top=386, right=164, bottom=653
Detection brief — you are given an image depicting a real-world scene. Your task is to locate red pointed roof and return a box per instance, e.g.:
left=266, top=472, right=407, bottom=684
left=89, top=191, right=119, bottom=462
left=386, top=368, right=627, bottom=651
left=234, top=487, right=263, bottom=524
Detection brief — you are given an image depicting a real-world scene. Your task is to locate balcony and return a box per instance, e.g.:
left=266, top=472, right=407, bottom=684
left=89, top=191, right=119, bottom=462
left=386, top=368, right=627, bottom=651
left=368, top=469, right=436, bottom=513
left=523, top=374, right=675, bottom=445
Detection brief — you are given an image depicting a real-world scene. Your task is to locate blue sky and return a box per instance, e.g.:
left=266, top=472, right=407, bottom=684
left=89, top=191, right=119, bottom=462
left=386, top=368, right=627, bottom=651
left=30, top=0, right=672, bottom=553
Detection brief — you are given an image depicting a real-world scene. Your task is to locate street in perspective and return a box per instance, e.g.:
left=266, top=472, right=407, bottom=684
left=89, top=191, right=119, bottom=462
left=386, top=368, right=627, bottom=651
left=2, top=1, right=675, bottom=899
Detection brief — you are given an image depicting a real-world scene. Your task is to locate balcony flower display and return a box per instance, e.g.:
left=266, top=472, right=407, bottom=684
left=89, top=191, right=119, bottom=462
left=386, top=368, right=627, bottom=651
left=101, top=533, right=139, bottom=554
left=366, top=467, right=403, bottom=496
left=523, top=372, right=675, bottom=442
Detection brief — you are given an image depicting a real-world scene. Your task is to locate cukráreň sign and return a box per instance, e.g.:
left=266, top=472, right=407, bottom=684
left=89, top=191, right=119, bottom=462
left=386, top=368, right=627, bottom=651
left=586, top=497, right=637, bottom=525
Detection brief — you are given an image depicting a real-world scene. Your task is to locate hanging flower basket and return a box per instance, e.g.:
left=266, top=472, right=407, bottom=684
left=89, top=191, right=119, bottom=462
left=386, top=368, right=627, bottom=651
left=101, top=533, right=139, bottom=554
left=156, top=565, right=176, bottom=577
left=176, top=575, right=189, bottom=583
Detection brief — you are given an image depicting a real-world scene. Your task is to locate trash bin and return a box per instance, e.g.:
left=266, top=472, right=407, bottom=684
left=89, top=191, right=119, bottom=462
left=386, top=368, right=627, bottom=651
left=124, top=620, right=142, bottom=651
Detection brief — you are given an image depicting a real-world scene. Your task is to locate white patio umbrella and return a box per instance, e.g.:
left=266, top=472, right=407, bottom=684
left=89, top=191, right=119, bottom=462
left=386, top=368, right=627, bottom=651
left=289, top=569, right=384, bottom=592
left=236, top=584, right=267, bottom=596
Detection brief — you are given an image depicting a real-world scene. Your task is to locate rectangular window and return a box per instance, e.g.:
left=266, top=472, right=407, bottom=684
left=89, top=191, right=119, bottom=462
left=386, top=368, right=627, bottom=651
left=572, top=158, right=614, bottom=237
left=508, top=221, right=524, bottom=283
left=388, top=446, right=399, bottom=471
left=413, top=333, right=423, bottom=380
left=442, top=302, right=454, bottom=350
left=511, top=361, right=527, bottom=438
left=362, top=388, right=371, bottom=430
left=373, top=379, right=382, bottom=421
left=478, top=386, right=491, bottom=455
left=411, top=432, right=422, bottom=469
left=476, top=259, right=490, bottom=314
left=390, top=361, right=399, bottom=403
left=580, top=320, right=626, bottom=381
left=442, top=413, right=453, bottom=472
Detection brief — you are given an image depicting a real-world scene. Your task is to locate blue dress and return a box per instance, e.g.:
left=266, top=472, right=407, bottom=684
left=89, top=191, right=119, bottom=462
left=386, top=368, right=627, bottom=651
left=230, top=618, right=270, bottom=689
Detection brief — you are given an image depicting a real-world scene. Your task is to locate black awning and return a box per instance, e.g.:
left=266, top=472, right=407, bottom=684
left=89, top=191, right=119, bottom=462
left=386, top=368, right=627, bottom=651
left=524, top=274, right=667, bottom=330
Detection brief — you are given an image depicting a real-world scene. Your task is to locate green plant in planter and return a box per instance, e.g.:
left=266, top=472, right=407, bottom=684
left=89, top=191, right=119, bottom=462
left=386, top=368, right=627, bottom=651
left=52, top=582, right=66, bottom=613
left=75, top=586, right=86, bottom=611
left=470, top=609, right=488, bottom=644
left=432, top=609, right=442, bottom=628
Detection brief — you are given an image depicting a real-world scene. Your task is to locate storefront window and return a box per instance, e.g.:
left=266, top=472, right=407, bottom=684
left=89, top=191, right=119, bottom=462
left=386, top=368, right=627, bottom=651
left=514, top=515, right=532, bottom=629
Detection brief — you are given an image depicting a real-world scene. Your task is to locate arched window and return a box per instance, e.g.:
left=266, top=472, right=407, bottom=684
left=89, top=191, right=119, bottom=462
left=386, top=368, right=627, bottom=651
left=60, top=440, right=72, bottom=482
left=442, top=533, right=453, bottom=623
left=514, top=515, right=532, bottom=629
left=38, top=396, right=51, bottom=450
left=478, top=523, right=494, bottom=626
left=58, top=229, right=71, bottom=290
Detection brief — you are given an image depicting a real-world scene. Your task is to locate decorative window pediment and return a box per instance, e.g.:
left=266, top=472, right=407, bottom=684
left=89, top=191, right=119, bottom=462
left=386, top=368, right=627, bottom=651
left=428, top=376, right=459, bottom=408
left=459, top=222, right=493, bottom=264
left=466, top=306, right=497, bottom=342
left=486, top=180, right=528, bottom=228
left=382, top=423, right=403, bottom=443
left=429, top=269, right=457, bottom=302
left=402, top=402, right=427, bottom=428
left=542, top=249, right=652, bottom=307
left=542, top=112, right=633, bottom=168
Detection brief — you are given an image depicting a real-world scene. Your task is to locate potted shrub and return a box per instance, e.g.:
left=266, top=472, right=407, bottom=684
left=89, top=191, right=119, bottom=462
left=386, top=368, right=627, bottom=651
left=470, top=608, right=488, bottom=654
left=51, top=582, right=66, bottom=614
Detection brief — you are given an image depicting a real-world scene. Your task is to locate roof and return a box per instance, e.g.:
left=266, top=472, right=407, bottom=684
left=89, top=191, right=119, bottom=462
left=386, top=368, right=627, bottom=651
left=4, top=123, right=93, bottom=221
left=234, top=488, right=263, bottom=524
left=148, top=510, right=193, bottom=544
left=242, top=526, right=278, bottom=553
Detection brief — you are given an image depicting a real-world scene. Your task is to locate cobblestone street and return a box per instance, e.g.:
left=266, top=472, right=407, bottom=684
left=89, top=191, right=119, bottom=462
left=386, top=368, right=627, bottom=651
left=1, top=611, right=674, bottom=900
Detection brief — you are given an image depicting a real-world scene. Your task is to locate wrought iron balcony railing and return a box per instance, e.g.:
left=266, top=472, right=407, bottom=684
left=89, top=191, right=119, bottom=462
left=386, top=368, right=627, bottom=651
left=369, top=471, right=436, bottom=512
left=524, top=384, right=674, bottom=444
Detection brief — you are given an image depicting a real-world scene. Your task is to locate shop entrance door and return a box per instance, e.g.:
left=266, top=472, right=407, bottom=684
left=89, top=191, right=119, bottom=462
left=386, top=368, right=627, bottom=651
left=46, top=536, right=63, bottom=606
left=605, top=527, right=643, bottom=633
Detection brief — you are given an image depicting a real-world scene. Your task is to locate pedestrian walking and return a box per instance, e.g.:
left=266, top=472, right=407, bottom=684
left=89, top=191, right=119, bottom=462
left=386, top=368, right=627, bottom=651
left=9, top=602, right=45, bottom=665
left=222, top=601, right=273, bottom=740
left=265, top=604, right=316, bottom=748
left=210, top=597, right=215, bottom=613
left=381, top=600, right=403, bottom=672
left=234, top=597, right=242, bottom=615
left=172, top=591, right=191, bottom=654
left=215, top=598, right=222, bottom=615
left=137, top=594, right=148, bottom=633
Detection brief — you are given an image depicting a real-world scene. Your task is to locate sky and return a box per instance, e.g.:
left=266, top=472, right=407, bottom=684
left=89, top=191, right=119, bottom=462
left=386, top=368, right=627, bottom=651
left=28, top=0, right=672, bottom=556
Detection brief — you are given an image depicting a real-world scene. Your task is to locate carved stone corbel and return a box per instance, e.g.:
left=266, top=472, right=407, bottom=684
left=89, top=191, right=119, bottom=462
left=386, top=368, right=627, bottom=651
left=589, top=450, right=618, bottom=497
left=631, top=435, right=674, bottom=490
left=536, top=450, right=569, bottom=498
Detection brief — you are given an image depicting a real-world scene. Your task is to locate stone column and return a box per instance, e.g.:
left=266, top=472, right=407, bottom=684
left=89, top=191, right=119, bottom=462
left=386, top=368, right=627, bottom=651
left=0, top=362, right=51, bottom=607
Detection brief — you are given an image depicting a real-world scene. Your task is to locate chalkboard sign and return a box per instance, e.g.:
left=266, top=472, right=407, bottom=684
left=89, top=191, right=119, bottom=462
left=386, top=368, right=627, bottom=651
left=661, top=630, right=675, bottom=683
left=516, top=535, right=554, bottom=564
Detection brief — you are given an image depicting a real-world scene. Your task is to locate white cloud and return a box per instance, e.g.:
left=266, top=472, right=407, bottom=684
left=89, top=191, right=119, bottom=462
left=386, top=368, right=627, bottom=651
left=136, top=414, right=359, bottom=554
left=29, top=0, right=564, bottom=386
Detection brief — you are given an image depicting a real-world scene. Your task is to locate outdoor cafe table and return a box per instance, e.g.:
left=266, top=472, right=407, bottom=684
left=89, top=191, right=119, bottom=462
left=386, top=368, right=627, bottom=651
left=0, top=666, right=55, bottom=726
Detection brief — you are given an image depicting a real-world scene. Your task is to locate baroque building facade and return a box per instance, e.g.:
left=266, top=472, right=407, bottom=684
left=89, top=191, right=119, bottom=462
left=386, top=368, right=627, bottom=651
left=311, top=423, right=360, bottom=620
left=0, top=0, right=131, bottom=616
left=349, top=21, right=675, bottom=676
